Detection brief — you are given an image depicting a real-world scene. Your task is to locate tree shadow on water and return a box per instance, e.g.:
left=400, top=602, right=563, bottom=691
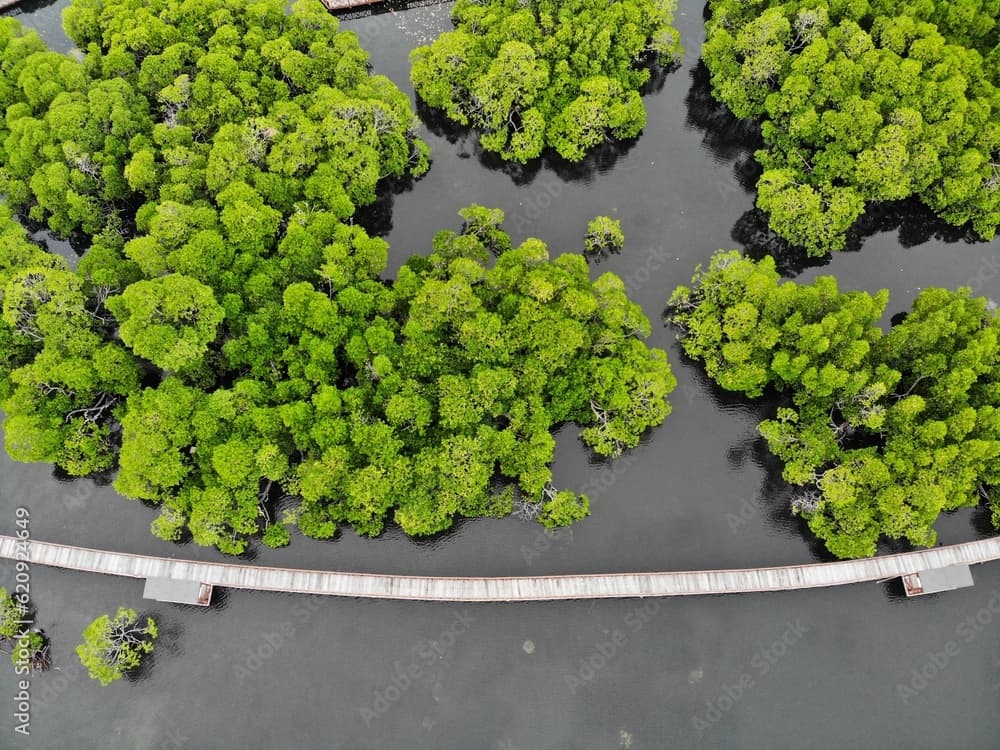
left=399, top=518, right=468, bottom=551
left=684, top=60, right=990, bottom=275
left=970, top=500, right=997, bottom=538
left=416, top=97, right=475, bottom=149
left=671, top=351, right=845, bottom=560
left=415, top=92, right=647, bottom=186
left=469, top=127, right=641, bottom=186
left=734, top=197, right=987, bottom=279
left=475, top=147, right=544, bottom=186
left=683, top=61, right=762, bottom=177
left=640, top=59, right=680, bottom=98
left=733, top=208, right=835, bottom=278
left=352, top=188, right=396, bottom=237
left=543, top=138, right=639, bottom=184
left=123, top=610, right=179, bottom=684
left=737, top=428, right=843, bottom=563
left=353, top=159, right=424, bottom=237
left=153, top=616, right=184, bottom=658
left=670, top=347, right=772, bottom=417
left=4, top=0, right=63, bottom=15
left=847, top=197, right=981, bottom=250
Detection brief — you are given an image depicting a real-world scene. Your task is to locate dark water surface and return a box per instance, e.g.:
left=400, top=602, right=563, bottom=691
left=1, top=1, right=999, bottom=748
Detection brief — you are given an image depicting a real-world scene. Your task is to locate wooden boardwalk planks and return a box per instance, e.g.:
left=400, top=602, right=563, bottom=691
left=320, top=0, right=380, bottom=10
left=319, top=0, right=451, bottom=13
left=2, top=535, right=999, bottom=601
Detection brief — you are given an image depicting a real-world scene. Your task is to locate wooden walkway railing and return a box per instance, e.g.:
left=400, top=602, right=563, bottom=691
left=1, top=535, right=999, bottom=601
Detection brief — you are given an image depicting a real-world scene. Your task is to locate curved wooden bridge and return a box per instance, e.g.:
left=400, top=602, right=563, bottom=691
left=1, top=535, right=999, bottom=602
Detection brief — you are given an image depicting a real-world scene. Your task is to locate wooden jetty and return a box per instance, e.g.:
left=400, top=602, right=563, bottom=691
left=2, top=535, right=1000, bottom=602
left=901, top=564, right=976, bottom=597
left=320, top=0, right=368, bottom=10
left=143, top=577, right=214, bottom=606
left=320, top=0, right=450, bottom=15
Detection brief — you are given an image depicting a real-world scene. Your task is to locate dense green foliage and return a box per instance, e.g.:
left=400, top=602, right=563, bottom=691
left=123, top=206, right=674, bottom=550
left=703, top=0, right=1000, bottom=254
left=76, top=608, right=157, bottom=685
left=106, top=274, right=224, bottom=372
left=410, top=0, right=682, bottom=162
left=0, top=0, right=428, bottom=240
left=10, top=629, right=48, bottom=672
left=0, top=588, right=22, bottom=640
left=668, top=251, right=1000, bottom=558
left=1, top=199, right=675, bottom=551
left=0, top=1, right=675, bottom=553
left=0, top=587, right=49, bottom=672
left=584, top=216, right=625, bottom=255
left=0, top=0, right=428, bottom=483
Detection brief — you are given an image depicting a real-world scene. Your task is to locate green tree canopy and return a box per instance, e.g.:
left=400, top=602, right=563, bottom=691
left=410, top=0, right=682, bottom=162
left=584, top=216, right=625, bottom=255
left=702, top=0, right=1000, bottom=254
left=0, top=211, right=141, bottom=475
left=10, top=630, right=50, bottom=672
left=669, top=250, right=1000, bottom=558
left=76, top=608, right=157, bottom=686
left=106, top=274, right=224, bottom=372
left=0, top=0, right=429, bottom=241
left=0, top=588, right=22, bottom=641
left=115, top=207, right=676, bottom=550
left=0, top=2, right=675, bottom=555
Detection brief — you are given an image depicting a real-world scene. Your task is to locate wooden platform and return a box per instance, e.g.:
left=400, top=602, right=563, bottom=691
left=320, top=0, right=370, bottom=10
left=320, top=0, right=450, bottom=14
left=902, top=565, right=976, bottom=597
left=2, top=536, right=1000, bottom=602
left=143, top=577, right=213, bottom=606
